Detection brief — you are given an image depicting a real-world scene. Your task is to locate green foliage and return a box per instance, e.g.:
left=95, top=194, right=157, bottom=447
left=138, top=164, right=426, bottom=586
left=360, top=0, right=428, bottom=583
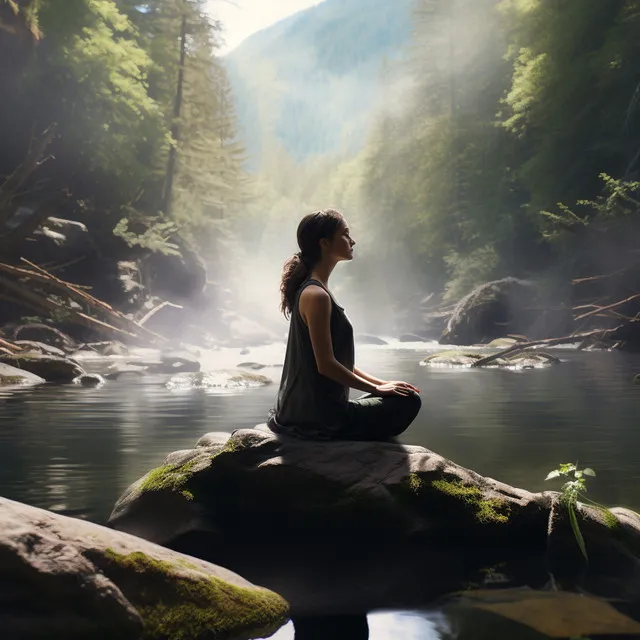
left=545, top=463, right=619, bottom=561
left=113, top=208, right=181, bottom=256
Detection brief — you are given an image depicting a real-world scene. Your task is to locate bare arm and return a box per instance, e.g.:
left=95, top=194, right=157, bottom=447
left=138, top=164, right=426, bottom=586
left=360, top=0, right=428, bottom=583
left=353, top=366, right=385, bottom=386
left=300, top=286, right=377, bottom=394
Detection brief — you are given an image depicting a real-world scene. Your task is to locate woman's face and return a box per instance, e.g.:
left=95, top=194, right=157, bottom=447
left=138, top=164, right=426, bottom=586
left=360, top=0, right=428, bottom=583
left=325, top=218, right=355, bottom=261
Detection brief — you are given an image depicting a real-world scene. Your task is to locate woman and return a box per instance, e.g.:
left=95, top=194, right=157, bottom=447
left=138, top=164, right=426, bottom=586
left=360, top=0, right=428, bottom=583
left=267, top=209, right=421, bottom=441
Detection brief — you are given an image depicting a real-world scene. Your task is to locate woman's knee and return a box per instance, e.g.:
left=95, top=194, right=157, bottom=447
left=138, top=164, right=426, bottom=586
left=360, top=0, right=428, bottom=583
left=402, top=391, right=422, bottom=420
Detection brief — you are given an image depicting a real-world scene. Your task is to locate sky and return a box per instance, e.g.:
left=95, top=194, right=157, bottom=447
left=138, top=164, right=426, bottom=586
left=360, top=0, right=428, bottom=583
left=209, top=0, right=323, bottom=54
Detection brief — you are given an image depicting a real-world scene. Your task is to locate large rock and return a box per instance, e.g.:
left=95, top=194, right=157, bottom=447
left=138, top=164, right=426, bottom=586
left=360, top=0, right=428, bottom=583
left=109, top=429, right=640, bottom=617
left=12, top=323, right=77, bottom=352
left=0, top=362, right=46, bottom=387
left=440, top=278, right=572, bottom=346
left=0, top=497, right=289, bottom=639
left=0, top=353, right=84, bottom=382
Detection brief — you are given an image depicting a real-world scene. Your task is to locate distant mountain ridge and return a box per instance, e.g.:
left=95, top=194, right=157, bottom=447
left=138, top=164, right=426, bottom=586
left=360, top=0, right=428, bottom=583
left=224, top=0, right=414, bottom=168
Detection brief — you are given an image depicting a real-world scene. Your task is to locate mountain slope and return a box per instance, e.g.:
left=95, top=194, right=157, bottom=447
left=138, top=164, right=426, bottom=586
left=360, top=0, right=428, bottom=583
left=224, top=0, right=414, bottom=168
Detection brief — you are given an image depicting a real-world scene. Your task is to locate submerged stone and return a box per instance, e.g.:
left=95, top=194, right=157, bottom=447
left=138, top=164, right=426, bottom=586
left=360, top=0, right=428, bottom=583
left=166, top=370, right=272, bottom=390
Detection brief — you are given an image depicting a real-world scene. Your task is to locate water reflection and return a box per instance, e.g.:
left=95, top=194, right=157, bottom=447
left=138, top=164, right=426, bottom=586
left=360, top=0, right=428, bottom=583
left=270, top=611, right=444, bottom=640
left=0, top=345, right=639, bottom=522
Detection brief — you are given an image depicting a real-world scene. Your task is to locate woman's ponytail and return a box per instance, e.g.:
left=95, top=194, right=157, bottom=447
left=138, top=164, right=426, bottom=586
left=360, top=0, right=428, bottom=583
left=279, top=209, right=344, bottom=318
left=280, top=252, right=311, bottom=318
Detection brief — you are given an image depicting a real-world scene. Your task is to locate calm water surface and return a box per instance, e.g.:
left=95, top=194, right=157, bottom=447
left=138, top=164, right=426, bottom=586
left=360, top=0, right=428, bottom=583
left=1, top=342, right=639, bottom=638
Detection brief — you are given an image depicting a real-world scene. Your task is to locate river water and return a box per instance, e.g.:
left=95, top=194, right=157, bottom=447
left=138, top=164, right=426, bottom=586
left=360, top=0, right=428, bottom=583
left=1, top=341, right=639, bottom=638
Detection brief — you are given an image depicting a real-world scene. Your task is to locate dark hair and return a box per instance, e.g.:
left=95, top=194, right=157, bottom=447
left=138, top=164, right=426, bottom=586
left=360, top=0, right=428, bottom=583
left=279, top=209, right=344, bottom=318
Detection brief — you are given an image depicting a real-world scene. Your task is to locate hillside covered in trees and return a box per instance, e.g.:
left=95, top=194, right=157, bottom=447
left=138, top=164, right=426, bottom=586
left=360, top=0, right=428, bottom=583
left=225, top=0, right=413, bottom=167
left=2, top=0, right=640, bottom=347
left=238, top=0, right=640, bottom=341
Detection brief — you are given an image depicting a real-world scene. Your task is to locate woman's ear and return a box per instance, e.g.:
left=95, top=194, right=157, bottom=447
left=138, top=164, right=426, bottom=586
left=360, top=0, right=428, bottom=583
left=319, top=237, right=330, bottom=251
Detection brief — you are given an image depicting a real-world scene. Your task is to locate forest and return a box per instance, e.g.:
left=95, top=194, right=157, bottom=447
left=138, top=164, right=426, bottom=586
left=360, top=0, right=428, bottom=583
left=1, top=0, right=640, bottom=347
left=251, top=0, right=640, bottom=345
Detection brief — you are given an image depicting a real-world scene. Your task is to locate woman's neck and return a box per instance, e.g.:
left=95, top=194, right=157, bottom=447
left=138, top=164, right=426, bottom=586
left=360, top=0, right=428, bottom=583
left=310, top=259, right=336, bottom=288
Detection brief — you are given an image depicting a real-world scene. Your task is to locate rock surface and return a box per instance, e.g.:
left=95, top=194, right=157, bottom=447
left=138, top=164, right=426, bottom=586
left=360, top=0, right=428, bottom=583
left=11, top=323, right=77, bottom=352
left=440, top=278, right=572, bottom=346
left=0, top=497, right=289, bottom=639
left=0, top=362, right=46, bottom=387
left=166, top=370, right=272, bottom=390
left=422, top=349, right=560, bottom=368
left=109, top=429, right=640, bottom=615
left=0, top=353, right=84, bottom=383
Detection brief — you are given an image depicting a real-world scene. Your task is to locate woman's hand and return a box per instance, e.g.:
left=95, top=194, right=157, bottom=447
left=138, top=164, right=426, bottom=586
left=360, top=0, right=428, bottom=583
left=374, top=381, right=420, bottom=397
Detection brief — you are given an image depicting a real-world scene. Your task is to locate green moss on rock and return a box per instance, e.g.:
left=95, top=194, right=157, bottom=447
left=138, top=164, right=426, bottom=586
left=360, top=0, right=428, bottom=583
left=431, top=479, right=511, bottom=524
left=103, top=550, right=289, bottom=640
left=139, top=458, right=203, bottom=501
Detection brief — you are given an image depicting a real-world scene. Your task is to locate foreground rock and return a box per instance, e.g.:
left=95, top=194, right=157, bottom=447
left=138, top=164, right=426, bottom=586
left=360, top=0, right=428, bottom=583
left=109, top=429, right=640, bottom=617
left=0, top=353, right=84, bottom=382
left=0, top=362, right=46, bottom=387
left=440, top=278, right=572, bottom=346
left=0, top=497, right=288, bottom=639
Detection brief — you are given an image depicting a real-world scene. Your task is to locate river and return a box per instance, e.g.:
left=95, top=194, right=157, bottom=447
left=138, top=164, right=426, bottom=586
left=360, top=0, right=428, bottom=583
left=1, top=341, right=639, bottom=638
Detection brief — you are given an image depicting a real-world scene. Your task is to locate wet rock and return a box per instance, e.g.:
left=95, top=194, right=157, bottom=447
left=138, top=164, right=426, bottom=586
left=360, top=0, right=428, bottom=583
left=83, top=341, right=130, bottom=357
left=0, top=497, right=289, bottom=640
left=398, top=333, right=429, bottom=343
left=440, top=278, right=573, bottom=346
left=109, top=429, right=640, bottom=614
left=422, top=350, right=560, bottom=368
left=105, top=364, right=148, bottom=380
left=355, top=334, right=388, bottom=345
left=486, top=337, right=523, bottom=348
left=12, top=323, right=77, bottom=352
left=142, top=239, right=207, bottom=301
left=73, top=373, right=106, bottom=387
left=237, top=362, right=267, bottom=370
left=166, top=370, right=272, bottom=390
left=0, top=353, right=84, bottom=382
left=159, top=351, right=200, bottom=373
left=0, top=362, right=46, bottom=387
left=13, top=340, right=66, bottom=357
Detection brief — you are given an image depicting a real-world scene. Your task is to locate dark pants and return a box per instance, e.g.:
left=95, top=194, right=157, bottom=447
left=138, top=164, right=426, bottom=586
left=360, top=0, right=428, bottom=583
left=338, top=391, right=422, bottom=441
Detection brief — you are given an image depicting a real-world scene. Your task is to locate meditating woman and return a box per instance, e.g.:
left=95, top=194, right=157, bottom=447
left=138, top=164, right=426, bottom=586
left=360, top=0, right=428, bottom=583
left=267, top=209, right=421, bottom=441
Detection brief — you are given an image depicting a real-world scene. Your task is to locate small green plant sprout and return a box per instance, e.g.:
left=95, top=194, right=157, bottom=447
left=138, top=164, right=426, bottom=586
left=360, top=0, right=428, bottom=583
left=545, top=463, right=597, bottom=560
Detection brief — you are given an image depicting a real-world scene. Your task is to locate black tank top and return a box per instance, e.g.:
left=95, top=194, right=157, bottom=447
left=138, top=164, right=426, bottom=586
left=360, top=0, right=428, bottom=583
left=268, top=279, right=355, bottom=439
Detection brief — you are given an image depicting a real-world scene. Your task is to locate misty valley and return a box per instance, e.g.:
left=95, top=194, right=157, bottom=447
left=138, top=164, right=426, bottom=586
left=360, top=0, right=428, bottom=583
left=1, top=1, right=640, bottom=640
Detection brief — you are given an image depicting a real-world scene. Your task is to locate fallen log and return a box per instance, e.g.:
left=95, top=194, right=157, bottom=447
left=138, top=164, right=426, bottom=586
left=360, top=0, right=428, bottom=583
left=0, top=260, right=168, bottom=345
left=470, top=322, right=640, bottom=367
left=0, top=275, right=139, bottom=343
left=0, top=338, right=22, bottom=353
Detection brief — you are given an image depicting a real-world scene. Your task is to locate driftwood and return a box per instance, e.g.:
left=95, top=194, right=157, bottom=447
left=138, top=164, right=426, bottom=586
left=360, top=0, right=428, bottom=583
left=470, top=322, right=638, bottom=368
left=0, top=337, right=22, bottom=353
left=138, top=300, right=183, bottom=326
left=0, top=259, right=170, bottom=345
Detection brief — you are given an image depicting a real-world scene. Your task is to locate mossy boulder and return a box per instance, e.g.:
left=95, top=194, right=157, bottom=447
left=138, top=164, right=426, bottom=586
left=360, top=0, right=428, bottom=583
left=0, top=362, right=46, bottom=387
left=0, top=497, right=289, bottom=639
left=0, top=353, right=84, bottom=383
left=440, top=278, right=572, bottom=346
left=109, top=429, right=640, bottom=615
